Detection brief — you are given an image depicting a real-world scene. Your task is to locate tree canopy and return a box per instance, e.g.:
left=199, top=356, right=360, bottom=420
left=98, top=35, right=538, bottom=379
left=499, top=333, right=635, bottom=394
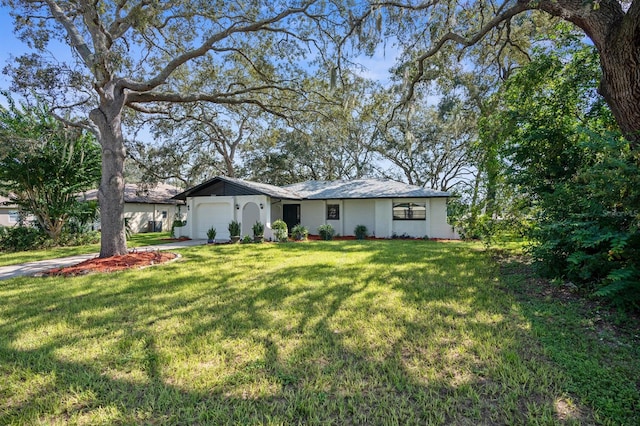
left=2, top=0, right=351, bottom=257
left=0, top=94, right=101, bottom=242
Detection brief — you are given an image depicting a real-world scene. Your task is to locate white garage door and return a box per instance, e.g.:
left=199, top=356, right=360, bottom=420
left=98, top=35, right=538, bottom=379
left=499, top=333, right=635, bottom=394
left=196, top=202, right=232, bottom=239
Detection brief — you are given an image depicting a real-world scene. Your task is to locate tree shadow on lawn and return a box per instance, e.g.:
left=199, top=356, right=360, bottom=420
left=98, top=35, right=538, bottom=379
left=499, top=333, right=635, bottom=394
left=0, top=242, right=594, bottom=424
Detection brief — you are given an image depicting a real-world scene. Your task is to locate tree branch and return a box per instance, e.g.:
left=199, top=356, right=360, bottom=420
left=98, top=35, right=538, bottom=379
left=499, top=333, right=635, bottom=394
left=118, top=1, right=316, bottom=93
left=43, top=0, right=95, bottom=69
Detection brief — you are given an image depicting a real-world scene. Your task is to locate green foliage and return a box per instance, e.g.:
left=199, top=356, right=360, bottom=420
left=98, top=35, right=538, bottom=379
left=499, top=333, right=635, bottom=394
left=354, top=224, right=368, bottom=240
left=483, top=45, right=640, bottom=307
left=0, top=225, right=47, bottom=252
left=271, top=219, right=288, bottom=242
left=252, top=221, right=264, bottom=237
left=171, top=220, right=186, bottom=238
left=206, top=227, right=217, bottom=241
left=291, top=224, right=308, bottom=241
left=318, top=224, right=335, bottom=240
left=228, top=220, right=240, bottom=237
left=529, top=134, right=640, bottom=307
left=242, top=235, right=252, bottom=244
left=0, top=94, right=101, bottom=242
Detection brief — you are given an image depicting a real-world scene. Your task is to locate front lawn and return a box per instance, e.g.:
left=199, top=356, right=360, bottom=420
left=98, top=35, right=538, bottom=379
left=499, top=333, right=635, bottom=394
left=0, top=232, right=175, bottom=267
left=0, top=240, right=637, bottom=424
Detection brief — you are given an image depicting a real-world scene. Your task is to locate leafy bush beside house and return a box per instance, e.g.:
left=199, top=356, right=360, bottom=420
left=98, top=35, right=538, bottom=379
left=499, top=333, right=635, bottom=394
left=354, top=224, right=368, bottom=240
left=318, top=224, right=335, bottom=241
left=272, top=219, right=288, bottom=242
left=291, top=224, right=308, bottom=241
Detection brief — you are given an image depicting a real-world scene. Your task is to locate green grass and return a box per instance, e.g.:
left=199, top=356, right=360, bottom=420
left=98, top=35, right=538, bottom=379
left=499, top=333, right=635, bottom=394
left=0, top=232, right=174, bottom=267
left=0, top=240, right=637, bottom=424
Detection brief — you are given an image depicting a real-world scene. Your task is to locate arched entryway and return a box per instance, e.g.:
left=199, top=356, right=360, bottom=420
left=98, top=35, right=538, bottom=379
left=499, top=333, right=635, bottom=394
left=241, top=202, right=260, bottom=237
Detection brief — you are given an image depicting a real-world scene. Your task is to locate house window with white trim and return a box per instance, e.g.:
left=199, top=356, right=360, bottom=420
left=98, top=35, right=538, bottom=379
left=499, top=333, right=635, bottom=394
left=327, top=204, right=340, bottom=220
left=393, top=202, right=426, bottom=220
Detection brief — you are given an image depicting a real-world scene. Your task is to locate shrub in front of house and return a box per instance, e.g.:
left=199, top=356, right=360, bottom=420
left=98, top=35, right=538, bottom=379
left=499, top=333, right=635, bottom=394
left=354, top=224, right=368, bottom=240
left=206, top=227, right=217, bottom=243
left=318, top=224, right=335, bottom=241
left=291, top=224, right=308, bottom=241
left=0, top=225, right=47, bottom=252
left=272, top=219, right=288, bottom=242
left=228, top=220, right=241, bottom=238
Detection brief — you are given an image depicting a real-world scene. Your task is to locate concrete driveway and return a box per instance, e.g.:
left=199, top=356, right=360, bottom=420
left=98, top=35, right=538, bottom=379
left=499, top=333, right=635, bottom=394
left=0, top=239, right=206, bottom=280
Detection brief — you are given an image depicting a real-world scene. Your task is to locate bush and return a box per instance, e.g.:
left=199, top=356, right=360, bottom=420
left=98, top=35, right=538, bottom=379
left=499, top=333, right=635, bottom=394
left=318, top=224, right=335, bottom=241
left=57, top=230, right=100, bottom=247
left=242, top=235, right=252, bottom=244
left=272, top=219, right=288, bottom=242
left=252, top=221, right=264, bottom=237
left=354, top=224, right=368, bottom=240
left=171, top=220, right=186, bottom=238
left=0, top=225, right=48, bottom=252
left=291, top=224, right=308, bottom=241
left=228, top=220, right=241, bottom=237
left=206, top=227, right=217, bottom=241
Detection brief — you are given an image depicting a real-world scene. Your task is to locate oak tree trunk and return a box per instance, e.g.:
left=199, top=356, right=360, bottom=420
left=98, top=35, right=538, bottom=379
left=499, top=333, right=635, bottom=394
left=597, top=27, right=640, bottom=145
left=90, top=88, right=128, bottom=258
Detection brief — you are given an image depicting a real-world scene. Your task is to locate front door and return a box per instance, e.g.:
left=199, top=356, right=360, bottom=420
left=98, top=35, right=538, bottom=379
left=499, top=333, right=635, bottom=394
left=282, top=204, right=300, bottom=233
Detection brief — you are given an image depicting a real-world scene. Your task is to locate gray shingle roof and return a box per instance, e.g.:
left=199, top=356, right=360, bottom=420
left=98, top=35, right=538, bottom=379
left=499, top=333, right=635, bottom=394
left=82, top=183, right=185, bottom=205
left=284, top=179, right=450, bottom=199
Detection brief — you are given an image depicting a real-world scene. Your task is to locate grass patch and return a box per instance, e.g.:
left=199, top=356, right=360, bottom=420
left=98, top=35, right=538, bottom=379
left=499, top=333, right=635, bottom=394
left=0, top=240, right=636, bottom=424
left=499, top=256, right=640, bottom=424
left=0, top=232, right=174, bottom=267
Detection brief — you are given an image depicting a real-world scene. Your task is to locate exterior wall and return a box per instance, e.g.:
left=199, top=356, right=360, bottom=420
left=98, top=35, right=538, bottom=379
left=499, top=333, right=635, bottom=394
left=123, top=203, right=181, bottom=233
left=374, top=199, right=393, bottom=238
left=344, top=199, right=375, bottom=237
left=183, top=194, right=271, bottom=240
left=429, top=197, right=457, bottom=239
left=300, top=200, right=325, bottom=235
left=180, top=194, right=458, bottom=240
left=0, top=207, right=19, bottom=227
left=391, top=198, right=429, bottom=238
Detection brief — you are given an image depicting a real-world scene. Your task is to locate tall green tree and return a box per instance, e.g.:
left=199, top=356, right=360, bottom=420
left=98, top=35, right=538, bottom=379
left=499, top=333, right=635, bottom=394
left=0, top=96, right=101, bottom=242
left=483, top=45, right=640, bottom=305
left=363, top=0, right=640, bottom=145
left=3, top=0, right=350, bottom=257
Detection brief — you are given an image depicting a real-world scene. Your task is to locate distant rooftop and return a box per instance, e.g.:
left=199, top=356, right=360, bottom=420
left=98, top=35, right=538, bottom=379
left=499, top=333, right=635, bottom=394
left=83, top=183, right=185, bottom=205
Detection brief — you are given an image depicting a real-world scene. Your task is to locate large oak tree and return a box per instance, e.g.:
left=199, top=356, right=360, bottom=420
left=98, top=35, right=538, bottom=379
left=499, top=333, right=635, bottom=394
left=366, top=0, right=640, bottom=144
left=3, top=0, right=349, bottom=257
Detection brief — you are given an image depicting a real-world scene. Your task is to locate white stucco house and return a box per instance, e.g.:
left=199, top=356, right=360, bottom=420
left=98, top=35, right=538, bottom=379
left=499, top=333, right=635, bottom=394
left=0, top=195, right=21, bottom=227
left=82, top=183, right=185, bottom=233
left=172, top=176, right=458, bottom=240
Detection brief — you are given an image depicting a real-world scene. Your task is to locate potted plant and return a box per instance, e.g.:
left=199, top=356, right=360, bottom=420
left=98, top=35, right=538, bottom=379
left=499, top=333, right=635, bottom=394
left=206, top=227, right=216, bottom=244
left=228, top=220, right=241, bottom=243
left=252, top=221, right=265, bottom=243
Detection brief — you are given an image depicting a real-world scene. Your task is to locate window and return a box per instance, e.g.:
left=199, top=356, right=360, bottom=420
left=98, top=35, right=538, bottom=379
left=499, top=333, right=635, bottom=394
left=327, top=204, right=340, bottom=220
left=162, top=210, right=167, bottom=219
left=8, top=211, right=19, bottom=223
left=393, top=202, right=426, bottom=220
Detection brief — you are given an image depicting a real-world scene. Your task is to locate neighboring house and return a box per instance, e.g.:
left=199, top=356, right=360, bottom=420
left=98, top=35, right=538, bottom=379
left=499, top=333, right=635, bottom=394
left=0, top=195, right=21, bottom=227
left=172, top=176, right=458, bottom=240
left=82, top=183, right=185, bottom=233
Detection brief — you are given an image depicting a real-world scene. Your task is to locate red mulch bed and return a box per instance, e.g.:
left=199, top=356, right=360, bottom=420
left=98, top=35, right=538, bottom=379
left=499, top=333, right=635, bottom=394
left=44, top=251, right=178, bottom=277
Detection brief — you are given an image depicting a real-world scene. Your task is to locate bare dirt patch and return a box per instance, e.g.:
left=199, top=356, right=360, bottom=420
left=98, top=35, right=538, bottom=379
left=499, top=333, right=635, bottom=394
left=45, top=251, right=178, bottom=277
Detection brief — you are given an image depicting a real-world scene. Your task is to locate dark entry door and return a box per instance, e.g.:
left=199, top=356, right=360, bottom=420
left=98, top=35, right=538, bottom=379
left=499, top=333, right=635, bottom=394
left=282, top=204, right=300, bottom=233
